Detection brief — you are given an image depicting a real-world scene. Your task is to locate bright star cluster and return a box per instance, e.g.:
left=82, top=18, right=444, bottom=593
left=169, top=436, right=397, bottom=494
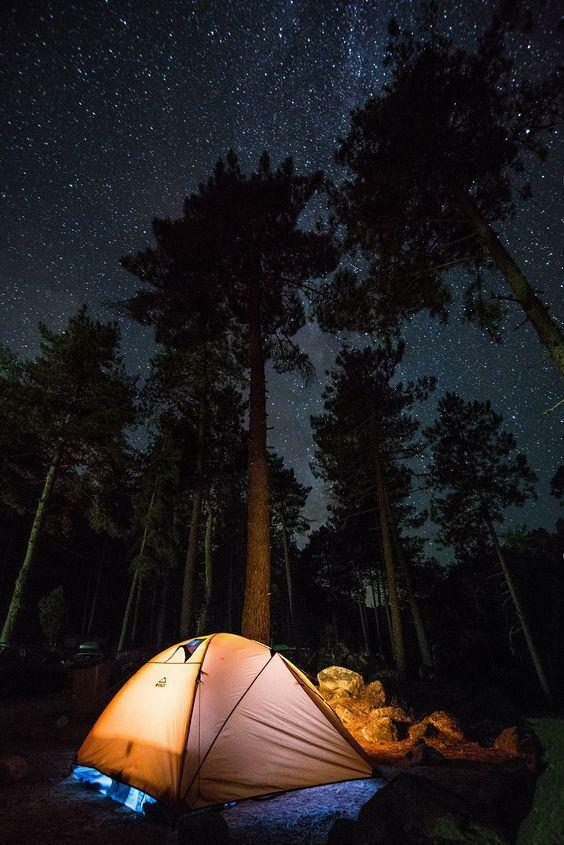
left=1, top=1, right=562, bottom=544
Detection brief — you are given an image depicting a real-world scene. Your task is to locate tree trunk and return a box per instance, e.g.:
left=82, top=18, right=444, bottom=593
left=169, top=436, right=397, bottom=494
left=370, top=430, right=406, bottom=675
left=358, top=597, right=370, bottom=653
left=149, top=579, right=158, bottom=642
left=387, top=502, right=433, bottom=668
left=242, top=282, right=271, bottom=643
left=156, top=571, right=170, bottom=647
left=118, top=474, right=159, bottom=651
left=86, top=544, right=106, bottom=636
left=117, top=566, right=138, bottom=654
left=197, top=505, right=214, bottom=634
left=131, top=575, right=143, bottom=643
left=369, top=571, right=383, bottom=655
left=180, top=395, right=207, bottom=637
left=453, top=186, right=564, bottom=375
left=1, top=438, right=64, bottom=643
left=484, top=513, right=553, bottom=707
left=280, top=513, right=294, bottom=632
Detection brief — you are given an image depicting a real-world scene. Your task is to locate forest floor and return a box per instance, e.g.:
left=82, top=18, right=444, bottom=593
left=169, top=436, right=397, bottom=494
left=0, top=691, right=383, bottom=845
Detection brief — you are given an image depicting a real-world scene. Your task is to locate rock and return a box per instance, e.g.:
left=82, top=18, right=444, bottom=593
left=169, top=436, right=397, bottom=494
left=318, top=666, right=364, bottom=698
left=327, top=817, right=355, bottom=844
left=353, top=772, right=507, bottom=844
left=427, top=710, right=464, bottom=741
left=408, top=719, right=435, bottom=740
left=494, top=726, right=520, bottom=754
left=518, top=718, right=564, bottom=844
left=177, top=811, right=229, bottom=844
left=0, top=756, right=28, bottom=784
left=405, top=742, right=446, bottom=766
left=362, top=680, right=386, bottom=706
left=409, top=711, right=464, bottom=742
left=397, top=760, right=534, bottom=840
left=367, top=705, right=408, bottom=722
left=361, top=717, right=398, bottom=743
left=56, top=715, right=69, bottom=728
left=327, top=687, right=353, bottom=705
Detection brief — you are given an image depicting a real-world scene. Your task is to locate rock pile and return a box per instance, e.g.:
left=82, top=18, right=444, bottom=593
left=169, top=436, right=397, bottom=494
left=316, top=665, right=533, bottom=769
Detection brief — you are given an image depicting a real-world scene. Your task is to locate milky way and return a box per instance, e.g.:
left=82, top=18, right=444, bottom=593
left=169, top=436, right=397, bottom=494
left=1, top=1, right=562, bottom=549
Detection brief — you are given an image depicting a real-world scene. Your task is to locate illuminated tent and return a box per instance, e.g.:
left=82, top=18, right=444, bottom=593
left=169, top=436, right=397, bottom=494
left=74, top=633, right=373, bottom=812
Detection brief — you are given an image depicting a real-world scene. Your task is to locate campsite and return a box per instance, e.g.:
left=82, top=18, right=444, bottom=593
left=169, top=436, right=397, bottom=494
left=1, top=0, right=563, bottom=842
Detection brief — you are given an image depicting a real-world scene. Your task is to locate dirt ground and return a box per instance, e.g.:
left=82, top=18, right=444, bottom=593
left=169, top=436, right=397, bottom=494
left=0, top=691, right=382, bottom=845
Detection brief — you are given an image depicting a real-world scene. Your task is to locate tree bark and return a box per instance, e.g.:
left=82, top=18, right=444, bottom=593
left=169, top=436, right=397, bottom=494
left=156, top=571, right=170, bottom=647
left=197, top=505, right=214, bottom=634
left=280, top=513, right=294, bottom=630
left=1, top=438, right=64, bottom=643
left=242, top=282, right=271, bottom=643
left=118, top=472, right=159, bottom=651
left=179, top=394, right=207, bottom=637
left=484, top=513, right=553, bottom=707
left=369, top=571, right=383, bottom=655
left=131, top=575, right=143, bottom=643
left=86, top=544, right=106, bottom=636
left=370, top=429, right=406, bottom=676
left=117, top=566, right=138, bottom=654
left=453, top=186, right=564, bottom=375
left=386, top=502, right=433, bottom=668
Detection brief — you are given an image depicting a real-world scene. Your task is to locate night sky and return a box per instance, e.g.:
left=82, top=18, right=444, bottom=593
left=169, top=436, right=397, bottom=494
left=1, top=1, right=562, bottom=552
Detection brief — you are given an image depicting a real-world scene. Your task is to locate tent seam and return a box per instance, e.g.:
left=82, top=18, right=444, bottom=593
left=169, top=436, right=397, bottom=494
left=182, top=651, right=275, bottom=805
left=176, top=633, right=218, bottom=806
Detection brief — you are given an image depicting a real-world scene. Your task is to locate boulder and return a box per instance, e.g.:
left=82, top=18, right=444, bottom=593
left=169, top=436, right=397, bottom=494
left=327, top=818, right=355, bottom=844
left=0, top=756, right=28, bottom=785
left=409, top=711, right=463, bottom=742
left=177, top=812, right=229, bottom=844
left=427, top=710, right=464, bottom=741
left=407, top=719, right=439, bottom=739
left=361, top=717, right=398, bottom=743
left=353, top=772, right=507, bottom=844
left=495, top=726, right=520, bottom=753
left=516, top=718, right=564, bottom=844
left=405, top=742, right=446, bottom=766
left=362, top=680, right=386, bottom=707
left=368, top=706, right=408, bottom=722
left=318, top=666, right=364, bottom=698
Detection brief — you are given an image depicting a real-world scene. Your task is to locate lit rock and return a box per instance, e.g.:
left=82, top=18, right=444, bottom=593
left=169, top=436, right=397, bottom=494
left=361, top=717, right=398, bottom=743
left=362, top=679, right=386, bottom=706
left=318, top=665, right=364, bottom=698
left=494, top=726, right=521, bottom=756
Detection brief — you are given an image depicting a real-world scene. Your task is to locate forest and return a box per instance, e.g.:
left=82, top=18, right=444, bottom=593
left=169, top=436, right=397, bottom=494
left=1, top=3, right=563, bottom=726
left=0, top=0, right=564, bottom=845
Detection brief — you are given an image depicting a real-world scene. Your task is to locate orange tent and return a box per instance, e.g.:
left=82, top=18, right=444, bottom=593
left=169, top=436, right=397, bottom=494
left=75, top=633, right=373, bottom=811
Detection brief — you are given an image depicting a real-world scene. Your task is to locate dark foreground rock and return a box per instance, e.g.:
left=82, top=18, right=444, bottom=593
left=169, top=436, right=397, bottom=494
left=328, top=758, right=536, bottom=845
left=178, top=811, right=230, bottom=844
left=517, top=718, right=564, bottom=845
left=352, top=772, right=508, bottom=844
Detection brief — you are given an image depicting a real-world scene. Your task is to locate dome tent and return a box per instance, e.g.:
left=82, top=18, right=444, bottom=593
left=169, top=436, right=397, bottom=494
left=74, top=633, right=373, bottom=812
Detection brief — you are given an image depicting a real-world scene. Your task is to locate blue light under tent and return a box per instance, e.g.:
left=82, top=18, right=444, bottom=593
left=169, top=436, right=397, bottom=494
left=72, top=765, right=157, bottom=814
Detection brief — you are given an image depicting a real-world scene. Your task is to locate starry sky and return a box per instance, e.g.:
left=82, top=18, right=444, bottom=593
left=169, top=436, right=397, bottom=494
left=1, top=0, right=562, bottom=550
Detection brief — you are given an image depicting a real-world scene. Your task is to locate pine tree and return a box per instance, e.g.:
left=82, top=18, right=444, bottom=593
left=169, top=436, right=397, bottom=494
left=1, top=309, right=137, bottom=643
left=312, top=342, right=434, bottom=674
left=324, top=2, right=564, bottom=373
left=268, top=452, right=310, bottom=641
left=122, top=151, right=338, bottom=643
left=425, top=391, right=552, bottom=704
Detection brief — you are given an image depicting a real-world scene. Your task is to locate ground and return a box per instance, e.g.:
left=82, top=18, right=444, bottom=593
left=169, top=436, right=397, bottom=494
left=0, top=691, right=382, bottom=845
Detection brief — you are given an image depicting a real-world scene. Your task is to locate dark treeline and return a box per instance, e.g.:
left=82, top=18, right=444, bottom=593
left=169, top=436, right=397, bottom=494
left=1, top=2, right=562, bottom=712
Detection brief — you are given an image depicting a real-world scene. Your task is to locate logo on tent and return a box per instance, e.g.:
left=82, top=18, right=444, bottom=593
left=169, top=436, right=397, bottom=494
left=155, top=677, right=167, bottom=687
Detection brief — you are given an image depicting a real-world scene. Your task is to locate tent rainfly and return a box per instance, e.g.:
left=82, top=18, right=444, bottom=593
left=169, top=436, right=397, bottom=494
left=73, top=633, right=373, bottom=812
